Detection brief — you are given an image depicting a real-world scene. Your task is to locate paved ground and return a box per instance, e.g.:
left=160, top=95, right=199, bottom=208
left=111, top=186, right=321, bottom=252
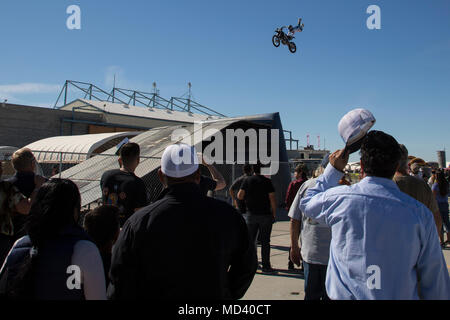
left=242, top=220, right=450, bottom=300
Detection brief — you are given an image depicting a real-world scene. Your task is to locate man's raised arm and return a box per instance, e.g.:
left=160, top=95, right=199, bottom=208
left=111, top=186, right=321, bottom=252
left=299, top=149, right=347, bottom=223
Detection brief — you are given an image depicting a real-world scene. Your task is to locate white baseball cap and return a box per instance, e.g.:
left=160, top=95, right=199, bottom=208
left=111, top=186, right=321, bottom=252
left=160, top=143, right=199, bottom=178
left=338, top=108, right=376, bottom=153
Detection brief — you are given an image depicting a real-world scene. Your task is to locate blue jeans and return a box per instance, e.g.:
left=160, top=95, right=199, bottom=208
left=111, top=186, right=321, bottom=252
left=243, top=214, right=273, bottom=268
left=303, top=261, right=329, bottom=300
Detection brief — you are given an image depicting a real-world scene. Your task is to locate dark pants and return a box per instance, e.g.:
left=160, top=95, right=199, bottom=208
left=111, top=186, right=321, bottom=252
left=244, top=214, right=273, bottom=268
left=438, top=202, right=450, bottom=233
left=303, top=261, right=329, bottom=300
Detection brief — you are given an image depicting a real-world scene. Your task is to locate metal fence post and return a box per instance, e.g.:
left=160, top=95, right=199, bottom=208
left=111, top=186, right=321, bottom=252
left=230, top=163, right=235, bottom=204
left=59, top=152, right=62, bottom=178
left=231, top=163, right=235, bottom=185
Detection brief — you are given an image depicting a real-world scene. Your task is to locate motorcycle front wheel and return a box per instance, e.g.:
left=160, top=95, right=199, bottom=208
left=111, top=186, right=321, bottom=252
left=272, top=35, right=280, bottom=47
left=288, top=42, right=296, bottom=53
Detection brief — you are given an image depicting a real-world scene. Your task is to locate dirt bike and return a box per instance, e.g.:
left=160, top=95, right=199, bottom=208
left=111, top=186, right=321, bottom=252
left=272, top=27, right=296, bottom=53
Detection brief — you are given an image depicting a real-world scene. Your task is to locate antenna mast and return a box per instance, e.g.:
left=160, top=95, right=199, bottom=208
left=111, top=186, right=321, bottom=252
left=152, top=82, right=159, bottom=108
left=187, top=82, right=192, bottom=112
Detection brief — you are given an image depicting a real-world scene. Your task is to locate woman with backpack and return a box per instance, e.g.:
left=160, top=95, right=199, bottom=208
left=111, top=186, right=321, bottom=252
left=0, top=179, right=106, bottom=300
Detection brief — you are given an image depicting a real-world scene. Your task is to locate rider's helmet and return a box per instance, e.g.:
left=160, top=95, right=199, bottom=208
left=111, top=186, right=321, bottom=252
left=288, top=25, right=293, bottom=31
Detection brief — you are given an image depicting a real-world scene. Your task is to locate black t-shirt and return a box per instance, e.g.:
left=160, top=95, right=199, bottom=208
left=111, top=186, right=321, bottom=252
left=7, top=172, right=47, bottom=238
left=230, top=175, right=248, bottom=214
left=7, top=171, right=36, bottom=198
left=240, top=174, right=275, bottom=215
left=100, top=169, right=148, bottom=224
left=199, top=175, right=217, bottom=196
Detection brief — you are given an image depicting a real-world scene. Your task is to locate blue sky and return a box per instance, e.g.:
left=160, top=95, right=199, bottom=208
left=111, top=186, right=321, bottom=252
left=0, top=0, right=449, bottom=162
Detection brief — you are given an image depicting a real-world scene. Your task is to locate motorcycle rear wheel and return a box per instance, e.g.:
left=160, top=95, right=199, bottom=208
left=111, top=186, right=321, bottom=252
left=272, top=35, right=280, bottom=47
left=288, top=42, right=297, bottom=53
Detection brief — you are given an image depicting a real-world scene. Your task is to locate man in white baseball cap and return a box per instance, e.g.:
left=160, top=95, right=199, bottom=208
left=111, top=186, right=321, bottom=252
left=108, top=143, right=257, bottom=300
left=158, top=144, right=226, bottom=196
left=158, top=143, right=200, bottom=184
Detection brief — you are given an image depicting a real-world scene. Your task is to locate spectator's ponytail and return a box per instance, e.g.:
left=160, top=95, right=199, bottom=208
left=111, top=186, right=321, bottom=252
left=437, top=171, right=449, bottom=197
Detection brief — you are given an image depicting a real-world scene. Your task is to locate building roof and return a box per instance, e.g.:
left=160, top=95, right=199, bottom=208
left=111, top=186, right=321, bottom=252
left=24, top=131, right=140, bottom=163
left=59, top=99, right=222, bottom=124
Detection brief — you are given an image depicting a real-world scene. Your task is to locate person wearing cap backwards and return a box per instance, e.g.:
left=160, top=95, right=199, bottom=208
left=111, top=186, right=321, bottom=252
left=107, top=143, right=257, bottom=300
left=409, top=162, right=424, bottom=179
left=300, top=131, right=450, bottom=299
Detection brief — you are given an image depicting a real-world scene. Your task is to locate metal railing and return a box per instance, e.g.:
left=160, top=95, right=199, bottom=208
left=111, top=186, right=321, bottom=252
left=53, top=80, right=227, bottom=117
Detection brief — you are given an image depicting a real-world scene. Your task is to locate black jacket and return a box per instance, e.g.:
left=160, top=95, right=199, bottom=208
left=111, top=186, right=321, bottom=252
left=107, top=182, right=257, bottom=300
left=7, top=172, right=36, bottom=198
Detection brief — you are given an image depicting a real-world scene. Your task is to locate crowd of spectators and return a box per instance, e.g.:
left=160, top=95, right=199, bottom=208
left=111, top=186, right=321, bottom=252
left=0, top=133, right=449, bottom=300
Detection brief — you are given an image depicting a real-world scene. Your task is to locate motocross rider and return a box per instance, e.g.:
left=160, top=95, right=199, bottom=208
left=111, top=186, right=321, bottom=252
left=287, top=18, right=304, bottom=38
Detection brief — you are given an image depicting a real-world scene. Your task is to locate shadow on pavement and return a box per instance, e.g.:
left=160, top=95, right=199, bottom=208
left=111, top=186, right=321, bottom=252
left=257, top=268, right=304, bottom=280
left=275, top=208, right=290, bottom=222
left=270, top=245, right=290, bottom=252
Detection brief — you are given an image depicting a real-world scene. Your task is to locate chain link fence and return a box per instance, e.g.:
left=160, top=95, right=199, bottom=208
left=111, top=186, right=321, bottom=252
left=30, top=151, right=160, bottom=208
left=31, top=150, right=293, bottom=210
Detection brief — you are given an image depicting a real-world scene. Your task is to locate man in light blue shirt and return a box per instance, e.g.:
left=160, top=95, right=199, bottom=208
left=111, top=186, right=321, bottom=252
left=300, top=131, right=450, bottom=300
